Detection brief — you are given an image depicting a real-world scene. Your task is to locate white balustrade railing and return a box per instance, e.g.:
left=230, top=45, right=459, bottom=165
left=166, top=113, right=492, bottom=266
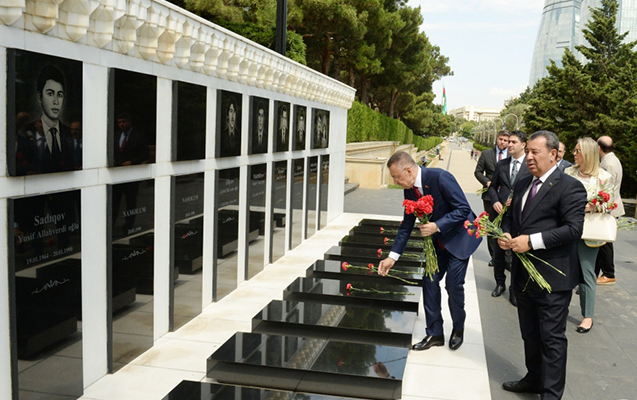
left=2, top=0, right=356, bottom=108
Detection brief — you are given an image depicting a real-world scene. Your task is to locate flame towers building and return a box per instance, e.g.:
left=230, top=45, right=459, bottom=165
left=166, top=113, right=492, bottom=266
left=529, top=0, right=583, bottom=86
left=530, top=0, right=637, bottom=86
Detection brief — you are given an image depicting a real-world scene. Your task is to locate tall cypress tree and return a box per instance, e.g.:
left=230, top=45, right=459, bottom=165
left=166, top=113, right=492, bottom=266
left=524, top=0, right=637, bottom=196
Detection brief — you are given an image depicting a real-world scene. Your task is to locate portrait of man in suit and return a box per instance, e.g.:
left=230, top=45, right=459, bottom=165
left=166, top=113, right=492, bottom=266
left=293, top=106, right=307, bottom=151
left=379, top=151, right=482, bottom=352
left=312, top=109, right=330, bottom=149
left=274, top=101, right=290, bottom=152
left=31, top=65, right=75, bottom=174
left=498, top=130, right=587, bottom=399
left=249, top=96, right=269, bottom=155
left=8, top=50, right=82, bottom=176
left=217, top=91, right=242, bottom=157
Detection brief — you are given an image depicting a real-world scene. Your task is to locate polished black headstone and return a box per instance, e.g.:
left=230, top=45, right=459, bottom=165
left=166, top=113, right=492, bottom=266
left=173, top=81, right=206, bottom=161
left=349, top=224, right=422, bottom=238
left=248, top=96, right=269, bottom=155
left=307, top=260, right=421, bottom=286
left=173, top=174, right=204, bottom=274
left=109, top=69, right=156, bottom=166
left=252, top=299, right=415, bottom=348
left=7, top=49, right=83, bottom=176
left=283, top=276, right=420, bottom=312
left=274, top=101, right=291, bottom=152
left=340, top=234, right=425, bottom=252
left=216, top=90, right=242, bottom=158
left=162, top=381, right=361, bottom=400
left=324, top=246, right=424, bottom=268
left=293, top=105, right=307, bottom=151
left=207, top=332, right=406, bottom=399
left=311, top=108, right=329, bottom=149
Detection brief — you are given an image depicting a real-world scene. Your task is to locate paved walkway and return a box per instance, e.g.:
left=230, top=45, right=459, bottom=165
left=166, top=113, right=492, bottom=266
left=345, top=142, right=637, bottom=400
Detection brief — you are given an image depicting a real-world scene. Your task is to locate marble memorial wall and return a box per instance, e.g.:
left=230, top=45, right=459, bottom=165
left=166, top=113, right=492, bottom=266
left=0, top=2, right=354, bottom=398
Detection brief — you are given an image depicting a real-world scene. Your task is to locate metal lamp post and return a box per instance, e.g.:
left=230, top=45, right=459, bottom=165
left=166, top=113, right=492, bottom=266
left=504, top=113, right=519, bottom=130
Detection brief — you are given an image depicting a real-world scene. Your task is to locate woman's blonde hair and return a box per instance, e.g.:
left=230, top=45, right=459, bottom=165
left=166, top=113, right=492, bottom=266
left=575, top=137, right=600, bottom=176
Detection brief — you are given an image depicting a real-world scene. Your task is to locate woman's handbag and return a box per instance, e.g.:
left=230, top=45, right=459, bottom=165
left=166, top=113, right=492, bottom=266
left=581, top=212, right=617, bottom=243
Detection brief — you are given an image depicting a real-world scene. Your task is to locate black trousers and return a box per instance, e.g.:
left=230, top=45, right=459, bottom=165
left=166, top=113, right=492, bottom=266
left=515, top=286, right=572, bottom=400
left=493, top=246, right=512, bottom=286
left=595, top=242, right=615, bottom=278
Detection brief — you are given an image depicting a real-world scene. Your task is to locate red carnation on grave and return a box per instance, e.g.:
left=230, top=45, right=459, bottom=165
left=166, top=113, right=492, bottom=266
left=383, top=237, right=388, bottom=245
left=346, top=283, right=352, bottom=291
left=380, top=227, right=384, bottom=233
left=377, top=248, right=382, bottom=257
left=341, top=262, right=349, bottom=271
left=337, top=358, right=344, bottom=366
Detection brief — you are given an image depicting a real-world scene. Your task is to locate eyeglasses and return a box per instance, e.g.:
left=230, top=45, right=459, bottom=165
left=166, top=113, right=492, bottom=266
left=573, top=149, right=581, bottom=154
left=391, top=167, right=408, bottom=181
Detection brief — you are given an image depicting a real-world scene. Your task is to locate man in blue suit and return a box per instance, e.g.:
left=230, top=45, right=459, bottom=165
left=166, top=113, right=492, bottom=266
left=379, top=151, right=482, bottom=351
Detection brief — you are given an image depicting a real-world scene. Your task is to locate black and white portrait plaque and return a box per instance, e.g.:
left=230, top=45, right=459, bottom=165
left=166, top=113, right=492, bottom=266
left=274, top=101, right=290, bottom=152
left=173, top=81, right=206, bottom=161
left=109, top=69, right=156, bottom=167
left=249, top=96, right=269, bottom=155
left=216, top=90, right=242, bottom=158
left=6, top=49, right=83, bottom=176
left=311, top=108, right=330, bottom=149
left=293, top=105, right=307, bottom=151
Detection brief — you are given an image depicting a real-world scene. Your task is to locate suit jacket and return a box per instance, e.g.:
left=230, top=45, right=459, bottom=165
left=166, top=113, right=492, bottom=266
left=114, top=128, right=149, bottom=166
left=502, top=168, right=587, bottom=292
left=600, top=152, right=625, bottom=216
left=29, top=122, right=74, bottom=174
left=488, top=157, right=530, bottom=205
left=391, top=167, right=482, bottom=260
left=474, top=147, right=503, bottom=200
left=557, top=159, right=572, bottom=171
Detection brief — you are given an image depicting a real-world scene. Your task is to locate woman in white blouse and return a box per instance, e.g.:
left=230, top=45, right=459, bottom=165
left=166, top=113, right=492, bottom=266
left=563, top=137, right=614, bottom=333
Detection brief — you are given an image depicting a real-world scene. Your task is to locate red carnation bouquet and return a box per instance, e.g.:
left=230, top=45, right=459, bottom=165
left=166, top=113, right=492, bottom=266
left=402, top=195, right=438, bottom=281
left=589, top=190, right=617, bottom=212
left=465, top=211, right=564, bottom=292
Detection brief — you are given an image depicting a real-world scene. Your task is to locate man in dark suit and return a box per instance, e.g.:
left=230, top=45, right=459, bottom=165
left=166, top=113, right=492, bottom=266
left=379, top=151, right=482, bottom=351
left=556, top=142, right=572, bottom=171
left=498, top=131, right=586, bottom=400
left=113, top=112, right=149, bottom=166
left=488, top=131, right=530, bottom=306
left=31, top=65, right=75, bottom=173
left=474, top=130, right=510, bottom=265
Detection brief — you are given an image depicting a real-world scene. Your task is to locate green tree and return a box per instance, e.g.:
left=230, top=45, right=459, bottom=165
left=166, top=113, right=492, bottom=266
left=523, top=0, right=637, bottom=196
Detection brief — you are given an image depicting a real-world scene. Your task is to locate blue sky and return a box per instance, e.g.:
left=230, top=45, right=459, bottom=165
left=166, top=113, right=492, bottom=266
left=410, top=0, right=545, bottom=110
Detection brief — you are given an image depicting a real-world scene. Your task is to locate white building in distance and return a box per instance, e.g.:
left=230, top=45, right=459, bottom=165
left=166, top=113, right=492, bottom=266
left=448, top=106, right=503, bottom=122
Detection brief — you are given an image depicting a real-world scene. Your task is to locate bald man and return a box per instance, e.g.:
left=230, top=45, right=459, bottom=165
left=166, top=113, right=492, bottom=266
left=596, top=136, right=624, bottom=284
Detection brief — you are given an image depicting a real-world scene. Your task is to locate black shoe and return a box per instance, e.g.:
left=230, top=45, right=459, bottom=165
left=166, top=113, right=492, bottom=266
left=449, top=329, right=464, bottom=350
left=502, top=380, right=542, bottom=394
left=412, top=335, right=444, bottom=351
left=491, top=285, right=505, bottom=297
left=576, top=320, right=593, bottom=333
left=488, top=260, right=494, bottom=267
left=509, top=290, right=518, bottom=307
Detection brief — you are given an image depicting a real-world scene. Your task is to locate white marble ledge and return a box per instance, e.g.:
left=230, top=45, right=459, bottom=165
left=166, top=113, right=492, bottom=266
left=1, top=0, right=356, bottom=109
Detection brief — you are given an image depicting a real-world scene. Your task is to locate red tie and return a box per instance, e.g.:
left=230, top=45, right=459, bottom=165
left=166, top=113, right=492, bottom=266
left=498, top=150, right=503, bottom=161
left=413, top=186, right=422, bottom=199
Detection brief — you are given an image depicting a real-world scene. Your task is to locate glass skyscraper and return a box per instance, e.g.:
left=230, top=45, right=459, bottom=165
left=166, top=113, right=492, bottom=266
left=529, top=0, right=583, bottom=86
left=530, top=0, right=637, bottom=85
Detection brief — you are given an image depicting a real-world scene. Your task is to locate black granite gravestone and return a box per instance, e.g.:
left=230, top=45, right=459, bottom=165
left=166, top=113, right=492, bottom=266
left=173, top=81, right=206, bottom=161
left=248, top=96, right=269, bottom=154
left=6, top=49, right=83, bottom=176
left=162, top=381, right=361, bottom=400
left=252, top=299, right=416, bottom=348
left=109, top=69, right=156, bottom=167
left=207, top=332, right=406, bottom=399
left=293, top=105, right=307, bottom=151
left=216, top=90, right=242, bottom=158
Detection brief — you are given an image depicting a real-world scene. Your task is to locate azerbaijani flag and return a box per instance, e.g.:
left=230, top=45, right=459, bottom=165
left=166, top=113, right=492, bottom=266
left=442, top=86, right=447, bottom=115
